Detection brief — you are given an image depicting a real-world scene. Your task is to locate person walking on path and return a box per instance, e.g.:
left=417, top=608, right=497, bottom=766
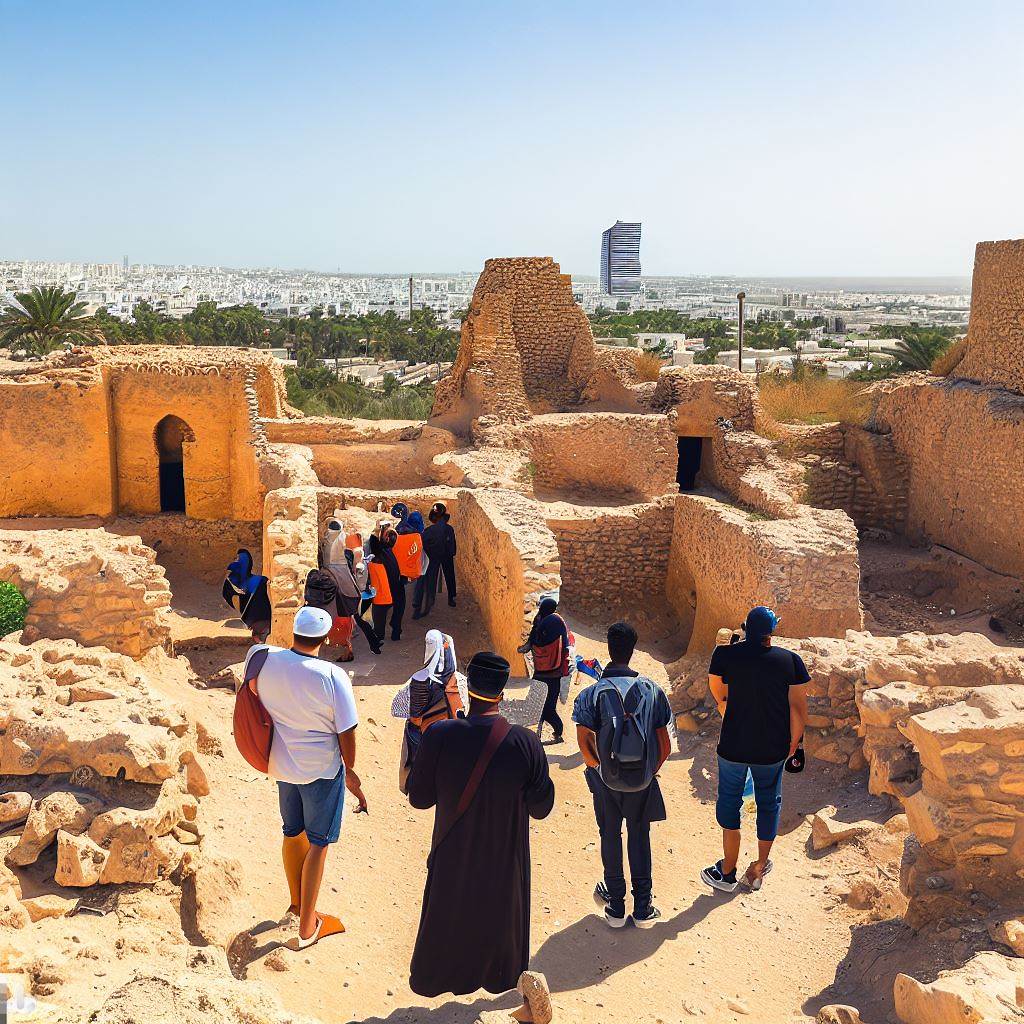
left=223, top=548, right=272, bottom=643
left=701, top=605, right=809, bottom=893
left=391, top=503, right=424, bottom=640
left=406, top=651, right=554, bottom=1012
left=573, top=621, right=672, bottom=928
left=414, top=502, right=457, bottom=618
left=365, top=531, right=397, bottom=645
left=242, top=607, right=365, bottom=949
left=320, top=519, right=381, bottom=656
left=517, top=596, right=569, bottom=744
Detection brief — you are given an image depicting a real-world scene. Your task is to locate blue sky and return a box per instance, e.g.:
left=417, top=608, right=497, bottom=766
left=2, top=0, right=1022, bottom=276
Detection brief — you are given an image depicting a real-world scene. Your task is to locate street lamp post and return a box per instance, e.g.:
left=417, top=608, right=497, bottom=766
left=737, top=291, right=746, bottom=373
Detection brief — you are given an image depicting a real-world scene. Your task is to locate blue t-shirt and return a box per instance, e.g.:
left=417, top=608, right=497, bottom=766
left=572, top=667, right=672, bottom=785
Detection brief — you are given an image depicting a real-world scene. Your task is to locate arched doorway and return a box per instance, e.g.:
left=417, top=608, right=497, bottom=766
left=155, top=415, right=194, bottom=513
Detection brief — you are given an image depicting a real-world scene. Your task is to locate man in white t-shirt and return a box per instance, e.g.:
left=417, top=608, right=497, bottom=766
left=242, top=606, right=362, bottom=949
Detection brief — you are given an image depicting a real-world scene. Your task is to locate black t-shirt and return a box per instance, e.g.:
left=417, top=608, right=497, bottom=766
left=709, top=640, right=810, bottom=765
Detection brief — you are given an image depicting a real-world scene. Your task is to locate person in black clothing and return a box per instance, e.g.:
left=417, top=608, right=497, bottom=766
left=517, top=596, right=568, bottom=743
left=573, top=622, right=672, bottom=928
left=407, top=651, right=554, bottom=1009
left=377, top=526, right=405, bottom=642
left=413, top=502, right=457, bottom=619
left=222, top=549, right=272, bottom=642
left=701, top=606, right=810, bottom=893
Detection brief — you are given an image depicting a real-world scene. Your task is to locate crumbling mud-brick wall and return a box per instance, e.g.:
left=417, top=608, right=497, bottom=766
left=0, top=366, right=116, bottom=517
left=800, top=425, right=909, bottom=535
left=0, top=346, right=284, bottom=523
left=500, top=413, right=678, bottom=503
left=0, top=637, right=207, bottom=891
left=956, top=238, right=1024, bottom=393
left=432, top=258, right=597, bottom=425
left=666, top=494, right=862, bottom=655
left=0, top=529, right=171, bottom=658
left=457, top=490, right=560, bottom=672
left=874, top=377, right=1024, bottom=576
left=263, top=419, right=461, bottom=491
left=264, top=487, right=321, bottom=647
left=546, top=499, right=675, bottom=623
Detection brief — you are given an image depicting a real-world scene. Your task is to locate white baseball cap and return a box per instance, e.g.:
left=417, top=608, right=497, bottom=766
left=293, top=606, right=332, bottom=639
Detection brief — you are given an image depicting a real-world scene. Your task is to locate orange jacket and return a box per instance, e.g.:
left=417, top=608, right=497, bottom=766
left=392, top=532, right=423, bottom=579
left=367, top=561, right=392, bottom=605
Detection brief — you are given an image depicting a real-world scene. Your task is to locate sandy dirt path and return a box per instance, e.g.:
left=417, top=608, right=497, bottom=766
left=173, top=593, right=870, bottom=1024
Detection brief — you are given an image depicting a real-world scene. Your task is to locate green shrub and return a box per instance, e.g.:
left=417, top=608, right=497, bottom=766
left=0, top=581, right=28, bottom=636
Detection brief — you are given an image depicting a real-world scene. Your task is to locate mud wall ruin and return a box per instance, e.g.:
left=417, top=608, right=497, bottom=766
left=0, top=369, right=116, bottom=517
left=956, top=238, right=1024, bottom=392
left=498, top=412, right=679, bottom=503
left=666, top=494, right=863, bottom=653
left=0, top=529, right=172, bottom=657
left=432, top=257, right=598, bottom=426
left=874, top=377, right=1024, bottom=576
left=0, top=347, right=286, bottom=523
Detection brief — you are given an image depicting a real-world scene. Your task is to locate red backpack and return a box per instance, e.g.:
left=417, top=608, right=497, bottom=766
left=233, top=648, right=273, bottom=773
left=532, top=635, right=567, bottom=675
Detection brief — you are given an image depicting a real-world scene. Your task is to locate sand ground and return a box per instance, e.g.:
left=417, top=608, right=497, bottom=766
left=17, top=561, right=965, bottom=1024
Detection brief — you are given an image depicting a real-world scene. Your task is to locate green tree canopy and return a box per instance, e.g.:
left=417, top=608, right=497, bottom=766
left=0, top=285, right=103, bottom=355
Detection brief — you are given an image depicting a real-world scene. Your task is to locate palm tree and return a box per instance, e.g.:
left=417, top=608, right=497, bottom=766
left=0, top=285, right=103, bottom=355
left=893, top=334, right=951, bottom=372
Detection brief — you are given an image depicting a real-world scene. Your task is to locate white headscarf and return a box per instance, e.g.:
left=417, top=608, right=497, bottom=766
left=424, top=629, right=457, bottom=683
left=391, top=631, right=460, bottom=719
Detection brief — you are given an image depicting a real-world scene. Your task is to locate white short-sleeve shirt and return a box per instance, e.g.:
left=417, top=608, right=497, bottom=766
left=244, top=646, right=359, bottom=785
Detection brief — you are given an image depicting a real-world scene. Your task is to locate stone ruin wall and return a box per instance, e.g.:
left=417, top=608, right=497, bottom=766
left=666, top=494, right=863, bottom=654
left=492, top=412, right=679, bottom=503
left=0, top=347, right=284, bottom=523
left=790, top=422, right=910, bottom=535
left=432, top=258, right=597, bottom=425
left=546, top=499, right=676, bottom=624
left=0, top=529, right=171, bottom=658
left=0, top=637, right=208, bottom=897
left=874, top=377, right=1024, bottom=577
left=956, top=238, right=1024, bottom=392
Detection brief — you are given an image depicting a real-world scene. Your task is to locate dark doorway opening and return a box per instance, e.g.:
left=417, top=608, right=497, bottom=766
left=677, top=436, right=704, bottom=491
left=155, top=415, right=193, bottom=513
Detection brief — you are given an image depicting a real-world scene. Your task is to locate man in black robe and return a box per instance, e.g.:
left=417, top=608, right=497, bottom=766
left=407, top=651, right=555, bottom=1006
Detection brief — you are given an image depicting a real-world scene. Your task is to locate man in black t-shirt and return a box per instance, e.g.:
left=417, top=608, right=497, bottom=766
left=700, top=606, right=809, bottom=893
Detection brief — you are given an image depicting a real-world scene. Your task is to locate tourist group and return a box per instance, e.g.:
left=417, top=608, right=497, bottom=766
left=227, top=502, right=810, bottom=1024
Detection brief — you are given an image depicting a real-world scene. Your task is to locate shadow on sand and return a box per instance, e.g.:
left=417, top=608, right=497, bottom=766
left=345, top=893, right=730, bottom=1023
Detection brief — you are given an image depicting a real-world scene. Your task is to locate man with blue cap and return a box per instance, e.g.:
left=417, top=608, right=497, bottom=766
left=701, top=605, right=809, bottom=893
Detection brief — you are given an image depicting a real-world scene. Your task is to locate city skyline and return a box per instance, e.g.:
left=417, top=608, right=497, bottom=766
left=4, top=2, right=1023, bottom=277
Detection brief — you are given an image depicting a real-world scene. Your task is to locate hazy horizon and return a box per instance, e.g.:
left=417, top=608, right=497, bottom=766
left=3, top=0, right=1022, bottom=278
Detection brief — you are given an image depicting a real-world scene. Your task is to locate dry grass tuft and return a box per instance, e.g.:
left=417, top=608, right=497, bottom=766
left=634, top=352, right=665, bottom=382
left=758, top=374, right=872, bottom=426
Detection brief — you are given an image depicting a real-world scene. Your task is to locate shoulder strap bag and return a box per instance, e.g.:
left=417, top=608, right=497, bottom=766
left=429, top=716, right=511, bottom=859
left=233, top=648, right=273, bottom=774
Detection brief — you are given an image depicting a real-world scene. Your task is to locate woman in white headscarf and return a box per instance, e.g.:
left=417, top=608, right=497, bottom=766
left=392, top=630, right=465, bottom=791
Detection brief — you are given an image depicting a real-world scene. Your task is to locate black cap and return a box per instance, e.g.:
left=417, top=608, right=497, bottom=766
left=466, top=651, right=510, bottom=701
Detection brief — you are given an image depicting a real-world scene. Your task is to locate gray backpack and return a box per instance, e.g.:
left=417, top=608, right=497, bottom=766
left=593, top=675, right=660, bottom=793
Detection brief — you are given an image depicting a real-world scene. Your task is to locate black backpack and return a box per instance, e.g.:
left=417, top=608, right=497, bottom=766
left=593, top=676, right=660, bottom=793
left=304, top=569, right=339, bottom=616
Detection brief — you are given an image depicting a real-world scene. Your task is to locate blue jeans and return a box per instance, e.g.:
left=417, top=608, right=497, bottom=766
left=716, top=756, right=786, bottom=842
left=277, top=765, right=346, bottom=847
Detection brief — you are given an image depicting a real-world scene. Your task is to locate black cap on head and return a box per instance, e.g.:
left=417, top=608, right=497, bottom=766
left=466, top=651, right=510, bottom=702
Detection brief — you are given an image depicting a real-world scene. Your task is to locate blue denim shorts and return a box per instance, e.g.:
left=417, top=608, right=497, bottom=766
left=278, top=766, right=346, bottom=847
left=716, top=756, right=786, bottom=842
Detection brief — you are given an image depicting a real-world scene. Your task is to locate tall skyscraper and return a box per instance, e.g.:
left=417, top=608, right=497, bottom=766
left=600, top=220, right=642, bottom=296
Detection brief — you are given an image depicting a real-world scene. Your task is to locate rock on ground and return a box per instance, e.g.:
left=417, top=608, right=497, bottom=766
left=894, top=950, right=1024, bottom=1024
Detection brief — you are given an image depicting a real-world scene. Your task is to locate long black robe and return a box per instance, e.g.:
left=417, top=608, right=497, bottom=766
left=407, top=714, right=555, bottom=998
